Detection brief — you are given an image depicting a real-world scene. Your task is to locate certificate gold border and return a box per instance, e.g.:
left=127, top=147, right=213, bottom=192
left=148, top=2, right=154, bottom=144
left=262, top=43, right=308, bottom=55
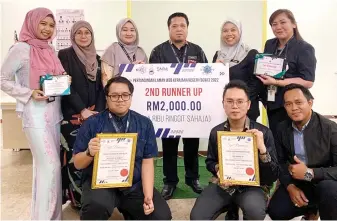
left=217, top=131, right=260, bottom=186
left=91, top=133, right=138, bottom=189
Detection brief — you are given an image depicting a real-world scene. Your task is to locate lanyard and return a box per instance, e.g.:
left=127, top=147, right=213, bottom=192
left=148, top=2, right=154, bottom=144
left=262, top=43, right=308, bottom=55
left=275, top=45, right=288, bottom=57
left=170, top=44, right=187, bottom=63
left=118, top=43, right=136, bottom=63
left=109, top=111, right=130, bottom=133
left=274, top=36, right=293, bottom=58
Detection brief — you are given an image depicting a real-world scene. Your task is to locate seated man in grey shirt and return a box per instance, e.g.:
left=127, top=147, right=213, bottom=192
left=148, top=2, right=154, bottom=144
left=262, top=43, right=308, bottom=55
left=190, top=80, right=279, bottom=220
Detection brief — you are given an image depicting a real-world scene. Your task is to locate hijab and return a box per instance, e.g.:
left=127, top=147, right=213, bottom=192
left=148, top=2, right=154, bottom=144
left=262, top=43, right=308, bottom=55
left=116, top=18, right=139, bottom=57
left=70, top=20, right=98, bottom=81
left=19, top=7, right=65, bottom=89
left=218, top=18, right=250, bottom=68
left=101, top=18, right=147, bottom=75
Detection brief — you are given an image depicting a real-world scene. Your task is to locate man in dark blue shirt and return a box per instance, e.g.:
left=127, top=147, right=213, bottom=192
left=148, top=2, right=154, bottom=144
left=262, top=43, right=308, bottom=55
left=149, top=12, right=208, bottom=200
left=72, top=77, right=171, bottom=220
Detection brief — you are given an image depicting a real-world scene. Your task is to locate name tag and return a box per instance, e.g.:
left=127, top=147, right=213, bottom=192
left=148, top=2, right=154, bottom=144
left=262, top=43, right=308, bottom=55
left=188, top=56, right=197, bottom=63
left=267, top=85, right=277, bottom=102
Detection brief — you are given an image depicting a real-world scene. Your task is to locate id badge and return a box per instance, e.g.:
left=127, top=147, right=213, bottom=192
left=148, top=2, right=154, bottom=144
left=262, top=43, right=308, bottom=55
left=187, top=56, right=197, bottom=63
left=267, top=85, right=277, bottom=102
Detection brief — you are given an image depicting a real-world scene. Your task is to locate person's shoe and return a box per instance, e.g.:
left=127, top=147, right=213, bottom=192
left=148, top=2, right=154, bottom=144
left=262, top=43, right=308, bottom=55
left=301, top=212, right=319, bottom=220
left=161, top=184, right=176, bottom=200
left=225, top=208, right=239, bottom=220
left=186, top=179, right=203, bottom=194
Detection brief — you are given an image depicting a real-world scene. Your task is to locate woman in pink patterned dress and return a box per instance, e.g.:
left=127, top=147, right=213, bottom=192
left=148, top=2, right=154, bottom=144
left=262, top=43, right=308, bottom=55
left=0, top=7, right=65, bottom=220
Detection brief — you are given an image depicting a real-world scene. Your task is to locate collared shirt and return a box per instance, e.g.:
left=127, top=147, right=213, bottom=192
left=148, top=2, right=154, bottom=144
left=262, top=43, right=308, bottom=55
left=149, top=40, right=208, bottom=64
left=73, top=109, right=158, bottom=194
left=109, top=111, right=128, bottom=132
left=292, top=119, right=311, bottom=165
left=170, top=41, right=188, bottom=63
left=223, top=117, right=250, bottom=131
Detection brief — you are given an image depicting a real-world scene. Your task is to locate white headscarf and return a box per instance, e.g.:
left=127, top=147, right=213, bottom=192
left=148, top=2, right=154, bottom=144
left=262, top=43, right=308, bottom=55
left=218, top=18, right=250, bottom=67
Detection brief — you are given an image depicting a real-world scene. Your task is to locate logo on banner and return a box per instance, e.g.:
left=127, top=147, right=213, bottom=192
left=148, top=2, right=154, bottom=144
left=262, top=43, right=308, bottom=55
left=201, top=65, right=214, bottom=75
left=155, top=128, right=183, bottom=138
left=149, top=65, right=155, bottom=75
left=157, top=66, right=168, bottom=72
left=136, top=65, right=147, bottom=74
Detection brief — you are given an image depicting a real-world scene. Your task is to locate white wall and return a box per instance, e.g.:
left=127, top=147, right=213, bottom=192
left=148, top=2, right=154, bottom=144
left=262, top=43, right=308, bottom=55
left=267, top=0, right=337, bottom=115
left=0, top=0, right=127, bottom=63
left=131, top=0, right=264, bottom=151
left=0, top=0, right=264, bottom=151
left=132, top=0, right=264, bottom=62
left=1, top=0, right=337, bottom=151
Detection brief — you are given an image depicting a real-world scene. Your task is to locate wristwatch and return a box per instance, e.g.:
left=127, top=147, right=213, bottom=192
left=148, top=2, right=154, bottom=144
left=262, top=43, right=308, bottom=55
left=86, top=148, right=94, bottom=157
left=304, top=168, right=314, bottom=181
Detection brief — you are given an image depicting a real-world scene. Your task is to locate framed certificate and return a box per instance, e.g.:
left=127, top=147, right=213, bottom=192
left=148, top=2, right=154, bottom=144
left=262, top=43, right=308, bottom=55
left=41, top=74, right=71, bottom=96
left=254, top=53, right=286, bottom=79
left=217, top=131, right=260, bottom=186
left=91, top=133, right=137, bottom=189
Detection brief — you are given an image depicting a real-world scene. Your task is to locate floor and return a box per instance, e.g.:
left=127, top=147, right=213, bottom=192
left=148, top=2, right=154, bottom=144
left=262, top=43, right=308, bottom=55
left=1, top=149, right=304, bottom=220
left=1, top=149, right=224, bottom=220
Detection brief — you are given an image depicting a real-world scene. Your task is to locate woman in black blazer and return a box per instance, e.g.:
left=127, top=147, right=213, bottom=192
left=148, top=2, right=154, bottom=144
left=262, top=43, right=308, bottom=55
left=212, top=19, right=263, bottom=121
left=256, top=9, right=316, bottom=136
left=58, top=20, right=105, bottom=208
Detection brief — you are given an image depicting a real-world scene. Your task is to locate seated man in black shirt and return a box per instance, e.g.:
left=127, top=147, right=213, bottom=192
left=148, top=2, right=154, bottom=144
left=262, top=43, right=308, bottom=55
left=268, top=84, right=337, bottom=220
left=149, top=12, right=208, bottom=200
left=190, top=80, right=279, bottom=220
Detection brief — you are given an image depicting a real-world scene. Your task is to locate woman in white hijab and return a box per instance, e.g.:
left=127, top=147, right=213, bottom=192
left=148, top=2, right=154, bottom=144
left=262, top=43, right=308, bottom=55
left=213, top=18, right=263, bottom=121
left=101, top=18, right=147, bottom=87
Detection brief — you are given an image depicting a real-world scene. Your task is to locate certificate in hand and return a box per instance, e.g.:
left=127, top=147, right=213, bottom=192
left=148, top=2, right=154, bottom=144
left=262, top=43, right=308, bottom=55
left=41, top=74, right=71, bottom=96
left=254, top=53, right=286, bottom=79
left=92, top=133, right=137, bottom=189
left=217, top=131, right=260, bottom=186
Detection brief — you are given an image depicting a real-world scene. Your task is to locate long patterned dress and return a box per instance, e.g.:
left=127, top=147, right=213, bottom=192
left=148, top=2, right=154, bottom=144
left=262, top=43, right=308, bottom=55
left=1, top=42, right=62, bottom=220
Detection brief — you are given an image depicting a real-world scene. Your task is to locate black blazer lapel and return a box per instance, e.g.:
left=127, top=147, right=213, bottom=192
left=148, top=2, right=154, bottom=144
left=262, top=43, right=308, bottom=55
left=70, top=47, right=88, bottom=80
left=286, top=125, right=295, bottom=164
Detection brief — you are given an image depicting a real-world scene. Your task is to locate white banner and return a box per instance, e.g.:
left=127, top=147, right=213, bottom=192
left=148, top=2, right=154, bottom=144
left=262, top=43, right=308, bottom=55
left=121, top=63, right=230, bottom=138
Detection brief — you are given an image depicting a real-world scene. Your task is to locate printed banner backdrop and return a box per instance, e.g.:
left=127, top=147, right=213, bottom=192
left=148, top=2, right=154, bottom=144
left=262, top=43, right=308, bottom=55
left=55, top=9, right=85, bottom=50
left=121, top=63, right=230, bottom=138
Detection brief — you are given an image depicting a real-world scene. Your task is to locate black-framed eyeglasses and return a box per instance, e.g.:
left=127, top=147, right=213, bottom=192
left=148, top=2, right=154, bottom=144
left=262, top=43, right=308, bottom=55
left=107, top=93, right=132, bottom=102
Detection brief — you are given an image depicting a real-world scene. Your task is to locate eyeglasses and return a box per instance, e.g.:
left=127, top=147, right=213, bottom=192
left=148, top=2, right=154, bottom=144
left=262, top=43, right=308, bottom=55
left=75, top=32, right=92, bottom=37
left=224, top=100, right=248, bottom=107
left=107, top=93, right=132, bottom=102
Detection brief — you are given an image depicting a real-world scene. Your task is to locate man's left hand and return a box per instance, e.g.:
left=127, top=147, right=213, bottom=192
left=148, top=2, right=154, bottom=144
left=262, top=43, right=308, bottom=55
left=246, top=129, right=267, bottom=154
left=143, top=197, right=154, bottom=215
left=288, top=156, right=308, bottom=180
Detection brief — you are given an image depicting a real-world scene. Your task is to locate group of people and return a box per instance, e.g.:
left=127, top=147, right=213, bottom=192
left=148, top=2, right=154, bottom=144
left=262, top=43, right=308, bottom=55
left=0, top=5, right=336, bottom=221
